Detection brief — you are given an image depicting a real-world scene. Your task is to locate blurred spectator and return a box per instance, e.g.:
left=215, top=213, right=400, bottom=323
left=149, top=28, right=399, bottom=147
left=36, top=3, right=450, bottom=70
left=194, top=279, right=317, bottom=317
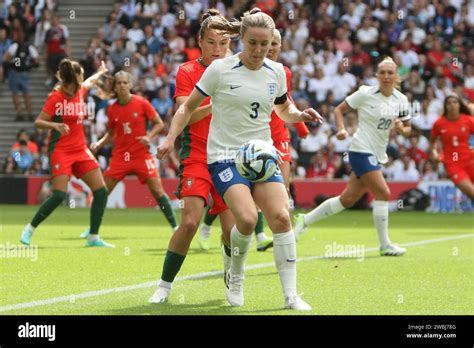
left=34, top=9, right=52, bottom=51
left=299, top=122, right=328, bottom=168
left=331, top=62, right=357, bottom=104
left=11, top=128, right=39, bottom=156
left=356, top=17, right=378, bottom=52
left=306, top=151, right=335, bottom=179
left=144, top=24, right=161, bottom=54
left=10, top=139, right=34, bottom=173
left=101, top=12, right=125, bottom=46
left=2, top=155, right=19, bottom=175
left=127, top=19, right=145, bottom=44
left=411, top=99, right=438, bottom=139
left=151, top=88, right=173, bottom=120
left=392, top=154, right=420, bottom=181
left=135, top=0, right=158, bottom=26
left=407, top=135, right=428, bottom=168
left=183, top=36, right=200, bottom=61
left=110, top=38, right=132, bottom=71
left=399, top=17, right=426, bottom=46
left=3, top=29, right=39, bottom=121
left=307, top=68, right=332, bottom=105
left=44, top=14, right=70, bottom=86
left=421, top=160, right=439, bottom=181
left=397, top=41, right=419, bottom=70
left=0, top=27, right=11, bottom=82
left=120, top=0, right=137, bottom=23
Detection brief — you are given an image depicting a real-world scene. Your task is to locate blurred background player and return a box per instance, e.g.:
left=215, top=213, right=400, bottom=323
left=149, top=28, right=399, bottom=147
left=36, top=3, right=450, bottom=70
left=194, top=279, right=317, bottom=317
left=157, top=9, right=322, bottom=310
left=294, top=57, right=411, bottom=256
left=80, top=70, right=178, bottom=238
left=20, top=59, right=112, bottom=247
left=429, top=95, right=474, bottom=202
left=149, top=10, right=235, bottom=304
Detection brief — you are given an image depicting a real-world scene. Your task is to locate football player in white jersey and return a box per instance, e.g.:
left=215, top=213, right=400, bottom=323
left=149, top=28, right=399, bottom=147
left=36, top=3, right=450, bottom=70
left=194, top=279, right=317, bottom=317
left=294, top=57, right=412, bottom=256
left=158, top=8, right=323, bottom=310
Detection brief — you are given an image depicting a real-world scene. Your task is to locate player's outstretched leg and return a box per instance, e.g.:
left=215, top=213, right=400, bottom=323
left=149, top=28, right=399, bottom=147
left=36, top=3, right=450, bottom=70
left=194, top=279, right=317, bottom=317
left=199, top=206, right=218, bottom=251
left=255, top=210, right=273, bottom=252
left=360, top=171, right=406, bottom=256
left=149, top=196, right=204, bottom=304
left=20, top=189, right=67, bottom=245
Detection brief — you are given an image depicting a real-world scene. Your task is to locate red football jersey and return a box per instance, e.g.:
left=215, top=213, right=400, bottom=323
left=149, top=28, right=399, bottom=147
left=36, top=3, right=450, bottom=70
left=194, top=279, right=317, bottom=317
left=174, top=59, right=211, bottom=164
left=270, top=66, right=309, bottom=143
left=43, top=86, right=88, bottom=154
left=431, top=114, right=474, bottom=164
left=107, top=95, right=157, bottom=158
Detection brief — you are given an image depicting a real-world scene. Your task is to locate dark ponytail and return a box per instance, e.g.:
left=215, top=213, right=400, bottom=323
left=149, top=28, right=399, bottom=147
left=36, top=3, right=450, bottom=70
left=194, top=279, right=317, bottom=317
left=56, top=58, right=83, bottom=94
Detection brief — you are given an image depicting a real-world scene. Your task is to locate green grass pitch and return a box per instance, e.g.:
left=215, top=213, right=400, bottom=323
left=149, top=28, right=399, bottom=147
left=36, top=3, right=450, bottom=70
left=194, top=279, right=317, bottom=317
left=0, top=205, right=472, bottom=315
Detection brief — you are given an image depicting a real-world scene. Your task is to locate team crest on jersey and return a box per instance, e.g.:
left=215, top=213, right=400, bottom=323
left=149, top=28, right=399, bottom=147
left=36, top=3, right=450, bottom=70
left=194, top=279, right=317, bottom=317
left=186, top=178, right=193, bottom=188
left=267, top=83, right=277, bottom=99
left=218, top=168, right=233, bottom=183
left=133, top=112, right=138, bottom=118
left=461, top=127, right=465, bottom=133
left=54, top=164, right=60, bottom=170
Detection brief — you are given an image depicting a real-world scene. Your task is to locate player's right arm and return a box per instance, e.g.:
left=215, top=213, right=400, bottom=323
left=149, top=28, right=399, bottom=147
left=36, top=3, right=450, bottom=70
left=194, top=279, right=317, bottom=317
left=334, top=101, right=351, bottom=140
left=429, top=120, right=441, bottom=162
left=175, top=96, right=212, bottom=125
left=91, top=129, right=114, bottom=154
left=158, top=88, right=207, bottom=160
left=34, top=111, right=70, bottom=135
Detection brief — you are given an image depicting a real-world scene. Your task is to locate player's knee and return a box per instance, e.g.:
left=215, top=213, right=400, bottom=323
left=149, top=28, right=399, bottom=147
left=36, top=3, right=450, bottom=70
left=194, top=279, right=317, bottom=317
left=376, top=188, right=391, bottom=201
left=237, top=210, right=258, bottom=232
left=340, top=195, right=357, bottom=208
left=180, top=217, right=199, bottom=237
left=271, top=209, right=291, bottom=231
left=149, top=186, right=164, bottom=198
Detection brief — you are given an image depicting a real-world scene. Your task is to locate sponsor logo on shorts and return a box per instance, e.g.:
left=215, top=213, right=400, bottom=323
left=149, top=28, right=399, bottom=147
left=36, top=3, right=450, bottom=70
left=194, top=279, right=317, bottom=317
left=218, top=168, right=233, bottom=183
left=368, top=155, right=378, bottom=166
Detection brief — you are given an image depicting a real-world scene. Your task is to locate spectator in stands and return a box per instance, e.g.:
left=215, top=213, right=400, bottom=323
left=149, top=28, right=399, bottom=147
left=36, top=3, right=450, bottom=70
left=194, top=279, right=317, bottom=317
left=334, top=27, right=352, bottom=55
left=159, top=2, right=176, bottom=29
left=11, top=128, right=39, bottom=156
left=143, top=24, right=160, bottom=54
left=127, top=19, right=145, bottom=44
left=299, top=122, right=328, bottom=168
left=102, top=13, right=125, bottom=46
left=110, top=38, right=132, bottom=71
left=357, top=17, right=379, bottom=52
left=183, top=36, right=200, bottom=61
left=3, top=29, right=39, bottom=121
left=306, top=151, right=335, bottom=179
left=421, top=160, right=439, bottom=181
left=2, top=155, right=18, bottom=175
left=350, top=42, right=370, bottom=77
left=332, top=62, right=357, bottom=104
left=10, top=139, right=34, bottom=173
left=166, top=27, right=185, bottom=56
left=34, top=8, right=52, bottom=51
left=411, top=99, right=438, bottom=139
left=397, top=40, right=419, bottom=70
left=0, top=27, right=11, bottom=82
left=407, top=134, right=429, bottom=169
left=399, top=17, right=426, bottom=46
left=151, top=88, right=173, bottom=120
left=135, top=0, right=158, bottom=26
left=362, top=65, right=378, bottom=86
left=307, top=68, right=332, bottom=105
left=120, top=0, right=137, bottom=23
left=392, top=154, right=420, bottom=182
left=44, top=14, right=70, bottom=87
left=402, top=70, right=426, bottom=101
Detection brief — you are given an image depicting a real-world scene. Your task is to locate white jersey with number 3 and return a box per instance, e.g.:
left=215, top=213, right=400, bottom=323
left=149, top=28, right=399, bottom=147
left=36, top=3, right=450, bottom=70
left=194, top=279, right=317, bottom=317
left=196, top=54, right=287, bottom=164
left=346, top=85, right=411, bottom=164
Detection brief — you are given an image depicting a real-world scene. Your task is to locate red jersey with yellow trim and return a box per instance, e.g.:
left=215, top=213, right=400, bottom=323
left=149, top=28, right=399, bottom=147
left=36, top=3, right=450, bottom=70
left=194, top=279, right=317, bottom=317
left=43, top=86, right=88, bottom=154
left=431, top=114, right=474, bottom=164
left=270, top=66, right=309, bottom=142
left=174, top=59, right=211, bottom=165
left=107, top=95, right=157, bottom=158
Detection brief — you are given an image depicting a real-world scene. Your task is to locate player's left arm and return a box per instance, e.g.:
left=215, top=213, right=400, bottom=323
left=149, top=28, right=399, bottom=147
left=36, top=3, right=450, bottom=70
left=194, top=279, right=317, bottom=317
left=137, top=114, right=164, bottom=145
left=82, top=61, right=108, bottom=90
left=274, top=97, right=323, bottom=124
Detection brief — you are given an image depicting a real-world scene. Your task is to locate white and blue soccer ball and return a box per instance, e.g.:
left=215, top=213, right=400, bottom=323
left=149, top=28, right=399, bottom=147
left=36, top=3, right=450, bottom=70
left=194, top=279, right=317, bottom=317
left=235, top=139, right=278, bottom=182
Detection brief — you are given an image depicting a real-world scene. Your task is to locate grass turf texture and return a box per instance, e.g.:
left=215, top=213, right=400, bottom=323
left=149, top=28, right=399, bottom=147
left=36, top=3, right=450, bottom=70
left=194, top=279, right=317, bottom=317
left=0, top=205, right=472, bottom=315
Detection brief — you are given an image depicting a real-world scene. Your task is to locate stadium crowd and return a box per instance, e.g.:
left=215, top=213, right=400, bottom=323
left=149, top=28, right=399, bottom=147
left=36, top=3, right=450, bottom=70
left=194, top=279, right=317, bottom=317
left=2, top=0, right=474, bottom=185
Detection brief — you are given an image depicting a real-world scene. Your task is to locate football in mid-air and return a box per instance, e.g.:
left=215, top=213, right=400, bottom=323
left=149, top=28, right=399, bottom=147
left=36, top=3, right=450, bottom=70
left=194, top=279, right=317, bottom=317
left=235, top=139, right=279, bottom=182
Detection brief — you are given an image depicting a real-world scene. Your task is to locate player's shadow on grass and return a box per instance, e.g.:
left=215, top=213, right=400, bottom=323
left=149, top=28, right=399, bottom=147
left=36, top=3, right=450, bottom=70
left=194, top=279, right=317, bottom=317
left=105, top=299, right=232, bottom=315
left=59, top=237, right=131, bottom=241
left=142, top=247, right=223, bottom=256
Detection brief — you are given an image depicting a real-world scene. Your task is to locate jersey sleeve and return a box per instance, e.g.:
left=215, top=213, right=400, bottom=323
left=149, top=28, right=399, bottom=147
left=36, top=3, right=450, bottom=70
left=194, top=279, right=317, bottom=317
left=276, top=64, right=287, bottom=98
left=195, top=59, right=221, bottom=97
left=41, top=93, right=59, bottom=118
left=431, top=118, right=441, bottom=138
left=345, top=86, right=366, bottom=110
left=174, top=65, right=194, bottom=101
left=398, top=94, right=411, bottom=122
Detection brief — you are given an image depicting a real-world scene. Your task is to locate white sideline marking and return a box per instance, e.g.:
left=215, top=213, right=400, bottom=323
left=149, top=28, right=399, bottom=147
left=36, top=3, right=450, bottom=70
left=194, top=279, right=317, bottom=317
left=0, top=234, right=472, bottom=313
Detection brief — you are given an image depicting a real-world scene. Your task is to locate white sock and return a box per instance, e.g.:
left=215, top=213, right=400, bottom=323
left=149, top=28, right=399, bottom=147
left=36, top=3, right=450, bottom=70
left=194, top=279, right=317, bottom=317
left=158, top=279, right=172, bottom=289
left=373, top=200, right=391, bottom=248
left=87, top=234, right=98, bottom=241
left=230, top=225, right=252, bottom=276
left=26, top=223, right=35, bottom=233
left=200, top=223, right=211, bottom=239
left=304, top=196, right=345, bottom=226
left=256, top=232, right=267, bottom=243
left=273, top=231, right=297, bottom=298
left=222, top=244, right=231, bottom=273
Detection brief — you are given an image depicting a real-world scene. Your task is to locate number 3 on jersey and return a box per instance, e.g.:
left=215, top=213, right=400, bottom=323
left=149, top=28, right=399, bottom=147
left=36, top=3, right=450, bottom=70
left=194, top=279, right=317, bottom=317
left=250, top=102, right=260, bottom=119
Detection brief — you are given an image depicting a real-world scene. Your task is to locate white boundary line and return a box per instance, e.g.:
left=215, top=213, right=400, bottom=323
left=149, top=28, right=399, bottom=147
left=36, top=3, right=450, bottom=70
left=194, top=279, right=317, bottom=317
left=0, top=234, right=472, bottom=313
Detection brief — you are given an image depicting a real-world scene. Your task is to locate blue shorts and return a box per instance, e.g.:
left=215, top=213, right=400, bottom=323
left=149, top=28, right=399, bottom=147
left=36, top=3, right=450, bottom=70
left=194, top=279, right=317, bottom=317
left=8, top=69, right=30, bottom=94
left=348, top=151, right=381, bottom=177
left=208, top=160, right=284, bottom=200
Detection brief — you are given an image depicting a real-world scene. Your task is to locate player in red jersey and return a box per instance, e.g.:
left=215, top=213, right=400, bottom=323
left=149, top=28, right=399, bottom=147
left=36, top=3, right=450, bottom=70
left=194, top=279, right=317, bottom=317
left=20, top=59, right=113, bottom=247
left=267, top=29, right=309, bottom=199
left=430, top=94, right=474, bottom=200
left=149, top=9, right=236, bottom=304
left=80, top=71, right=178, bottom=237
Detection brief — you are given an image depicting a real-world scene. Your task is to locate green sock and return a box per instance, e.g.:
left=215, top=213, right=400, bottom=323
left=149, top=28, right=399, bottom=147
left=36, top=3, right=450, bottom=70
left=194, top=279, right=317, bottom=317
left=157, top=193, right=178, bottom=228
left=161, top=250, right=186, bottom=283
left=89, top=187, right=108, bottom=235
left=203, top=206, right=218, bottom=226
left=254, top=211, right=264, bottom=235
left=30, top=190, right=66, bottom=227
